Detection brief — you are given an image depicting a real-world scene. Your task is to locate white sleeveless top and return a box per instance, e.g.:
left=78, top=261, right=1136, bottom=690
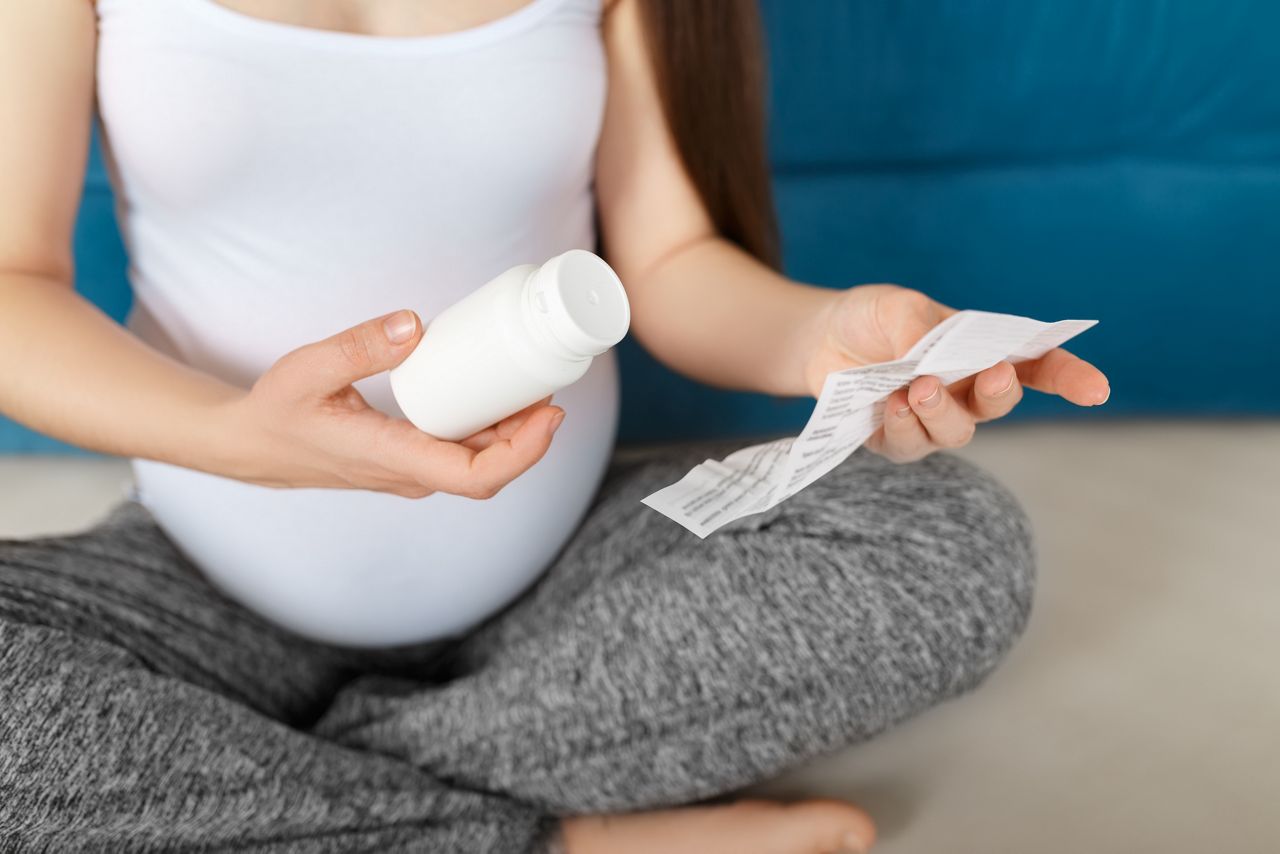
left=94, top=0, right=617, bottom=647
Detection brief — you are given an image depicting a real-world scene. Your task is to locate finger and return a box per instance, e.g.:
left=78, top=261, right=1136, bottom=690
left=873, top=388, right=935, bottom=462
left=908, top=375, right=977, bottom=448
left=456, top=397, right=555, bottom=452
left=398, top=405, right=564, bottom=499
left=451, top=405, right=565, bottom=498
left=274, top=310, right=423, bottom=400
left=1014, top=348, right=1110, bottom=407
left=966, top=360, right=1023, bottom=423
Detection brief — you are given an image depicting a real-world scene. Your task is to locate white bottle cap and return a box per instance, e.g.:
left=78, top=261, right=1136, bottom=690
left=527, top=250, right=631, bottom=358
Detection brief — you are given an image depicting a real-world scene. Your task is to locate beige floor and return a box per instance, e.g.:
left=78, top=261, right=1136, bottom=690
left=2, top=420, right=1278, bottom=853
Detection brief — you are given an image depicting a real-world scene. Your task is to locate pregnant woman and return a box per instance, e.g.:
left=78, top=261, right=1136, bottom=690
left=0, top=1, right=1109, bottom=851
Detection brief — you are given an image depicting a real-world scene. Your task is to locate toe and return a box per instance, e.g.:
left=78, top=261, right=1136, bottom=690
left=787, top=799, right=877, bottom=852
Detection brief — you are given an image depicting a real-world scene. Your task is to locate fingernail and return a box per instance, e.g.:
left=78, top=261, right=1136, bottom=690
left=916, top=384, right=941, bottom=409
left=1095, top=386, right=1111, bottom=406
left=988, top=370, right=1016, bottom=398
left=896, top=405, right=912, bottom=418
left=547, top=410, right=566, bottom=435
left=383, top=310, right=416, bottom=344
left=838, top=831, right=868, bottom=853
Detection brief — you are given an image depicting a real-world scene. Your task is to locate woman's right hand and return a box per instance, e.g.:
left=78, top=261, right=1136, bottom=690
left=216, top=310, right=565, bottom=498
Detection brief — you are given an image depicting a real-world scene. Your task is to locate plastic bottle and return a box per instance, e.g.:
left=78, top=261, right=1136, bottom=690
left=390, top=249, right=630, bottom=441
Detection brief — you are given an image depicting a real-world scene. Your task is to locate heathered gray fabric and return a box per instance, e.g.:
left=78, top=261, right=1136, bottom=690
left=0, top=441, right=1035, bottom=852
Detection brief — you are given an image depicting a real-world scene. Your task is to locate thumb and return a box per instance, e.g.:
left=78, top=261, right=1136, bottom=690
left=277, top=310, right=422, bottom=398
left=887, top=290, right=957, bottom=359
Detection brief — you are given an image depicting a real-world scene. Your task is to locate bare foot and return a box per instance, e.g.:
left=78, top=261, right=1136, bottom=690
left=560, top=798, right=876, bottom=854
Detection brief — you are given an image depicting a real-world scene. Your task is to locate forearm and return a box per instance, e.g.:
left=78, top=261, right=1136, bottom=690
left=0, top=273, right=243, bottom=469
left=623, top=236, right=837, bottom=397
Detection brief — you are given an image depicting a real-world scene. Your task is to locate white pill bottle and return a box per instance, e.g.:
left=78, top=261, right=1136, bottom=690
left=391, top=250, right=631, bottom=441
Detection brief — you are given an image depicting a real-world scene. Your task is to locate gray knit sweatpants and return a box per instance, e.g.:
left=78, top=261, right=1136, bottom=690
left=0, top=440, right=1035, bottom=853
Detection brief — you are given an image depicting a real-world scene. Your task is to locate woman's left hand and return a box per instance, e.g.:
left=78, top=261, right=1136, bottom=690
left=800, top=284, right=1110, bottom=463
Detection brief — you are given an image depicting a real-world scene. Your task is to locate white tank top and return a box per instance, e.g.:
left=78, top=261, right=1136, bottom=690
left=94, top=0, right=616, bottom=647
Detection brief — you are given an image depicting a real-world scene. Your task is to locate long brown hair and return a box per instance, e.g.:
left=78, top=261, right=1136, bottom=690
left=637, top=0, right=780, bottom=269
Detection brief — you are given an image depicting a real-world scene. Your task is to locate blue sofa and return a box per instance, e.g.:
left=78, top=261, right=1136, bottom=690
left=4, top=0, right=1278, bottom=451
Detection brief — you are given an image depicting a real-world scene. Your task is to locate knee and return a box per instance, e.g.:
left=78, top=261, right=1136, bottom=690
left=899, top=452, right=1038, bottom=695
left=773, top=449, right=1037, bottom=697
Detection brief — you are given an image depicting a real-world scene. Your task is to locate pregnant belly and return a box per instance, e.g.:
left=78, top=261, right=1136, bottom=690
left=133, top=355, right=619, bottom=648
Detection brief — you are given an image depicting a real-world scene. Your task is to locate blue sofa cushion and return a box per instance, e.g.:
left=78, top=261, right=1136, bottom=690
left=617, top=0, right=1280, bottom=440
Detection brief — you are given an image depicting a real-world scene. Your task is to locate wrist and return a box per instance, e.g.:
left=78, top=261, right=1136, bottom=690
left=782, top=284, right=842, bottom=398
left=170, top=381, right=258, bottom=479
